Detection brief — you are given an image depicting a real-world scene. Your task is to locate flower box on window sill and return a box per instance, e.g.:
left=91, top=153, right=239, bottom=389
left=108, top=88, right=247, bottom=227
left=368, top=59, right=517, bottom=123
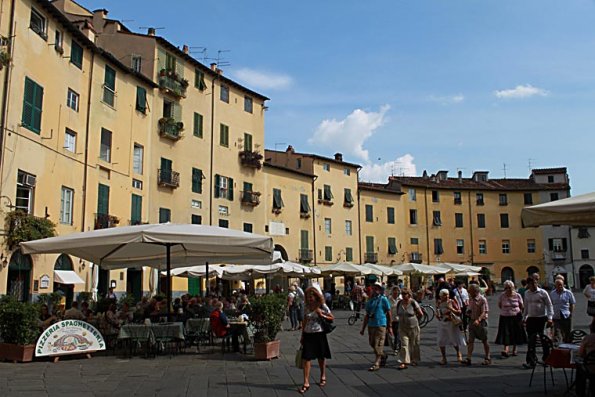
left=318, top=199, right=333, bottom=206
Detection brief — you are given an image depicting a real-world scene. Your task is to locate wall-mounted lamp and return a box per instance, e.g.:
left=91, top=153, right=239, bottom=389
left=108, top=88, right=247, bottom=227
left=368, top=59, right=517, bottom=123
left=79, top=258, right=85, bottom=272
left=1, top=253, right=8, bottom=268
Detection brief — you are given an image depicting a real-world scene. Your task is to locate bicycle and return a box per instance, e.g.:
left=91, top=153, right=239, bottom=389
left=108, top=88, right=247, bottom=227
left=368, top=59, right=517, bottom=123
left=419, top=303, right=435, bottom=329
left=347, top=301, right=362, bottom=325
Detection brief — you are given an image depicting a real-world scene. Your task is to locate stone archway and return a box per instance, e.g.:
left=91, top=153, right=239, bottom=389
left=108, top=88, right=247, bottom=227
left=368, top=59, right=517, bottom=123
left=273, top=244, right=288, bottom=261
left=7, top=249, right=32, bottom=302
left=501, top=267, right=515, bottom=283
left=579, top=264, right=594, bottom=289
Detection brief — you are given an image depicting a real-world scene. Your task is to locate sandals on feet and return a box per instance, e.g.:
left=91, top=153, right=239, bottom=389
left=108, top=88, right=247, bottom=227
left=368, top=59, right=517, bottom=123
left=298, top=385, right=310, bottom=394
left=501, top=351, right=509, bottom=358
left=482, top=358, right=492, bottom=366
left=319, top=378, right=326, bottom=387
left=398, top=363, right=408, bottom=370
left=368, top=364, right=380, bottom=371
left=440, top=358, right=447, bottom=365
left=461, top=358, right=472, bottom=366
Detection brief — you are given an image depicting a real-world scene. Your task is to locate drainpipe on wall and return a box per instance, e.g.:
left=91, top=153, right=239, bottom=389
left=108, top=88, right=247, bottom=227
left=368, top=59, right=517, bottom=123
left=208, top=70, right=218, bottom=227
left=311, top=175, right=318, bottom=266
left=424, top=188, right=430, bottom=265
left=568, top=226, right=575, bottom=290
left=0, top=0, right=16, bottom=201
left=81, top=51, right=95, bottom=232
left=467, top=191, right=474, bottom=265
left=356, top=168, right=362, bottom=265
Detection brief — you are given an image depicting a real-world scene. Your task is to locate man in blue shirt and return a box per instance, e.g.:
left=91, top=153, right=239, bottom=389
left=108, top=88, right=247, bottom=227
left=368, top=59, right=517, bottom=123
left=360, top=282, right=393, bottom=371
left=550, top=278, right=576, bottom=343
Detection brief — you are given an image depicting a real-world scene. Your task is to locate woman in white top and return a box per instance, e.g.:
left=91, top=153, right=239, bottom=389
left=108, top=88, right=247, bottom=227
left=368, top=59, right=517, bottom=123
left=388, top=287, right=401, bottom=353
left=583, top=276, right=595, bottom=316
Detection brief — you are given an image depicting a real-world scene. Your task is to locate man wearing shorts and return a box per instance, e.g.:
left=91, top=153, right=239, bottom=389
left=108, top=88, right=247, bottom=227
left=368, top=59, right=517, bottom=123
left=360, top=282, right=393, bottom=371
left=462, top=284, right=491, bottom=365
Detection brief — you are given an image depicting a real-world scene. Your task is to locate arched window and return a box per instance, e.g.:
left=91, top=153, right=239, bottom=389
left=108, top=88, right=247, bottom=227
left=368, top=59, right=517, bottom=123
left=54, top=254, right=73, bottom=271
left=501, top=267, right=515, bottom=283
left=7, top=249, right=32, bottom=302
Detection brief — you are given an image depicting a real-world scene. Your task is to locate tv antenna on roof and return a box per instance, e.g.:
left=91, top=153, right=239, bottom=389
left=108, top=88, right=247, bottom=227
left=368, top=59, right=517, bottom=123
left=528, top=158, right=535, bottom=172
left=189, top=47, right=208, bottom=62
left=139, top=26, right=165, bottom=33
left=502, top=162, right=508, bottom=179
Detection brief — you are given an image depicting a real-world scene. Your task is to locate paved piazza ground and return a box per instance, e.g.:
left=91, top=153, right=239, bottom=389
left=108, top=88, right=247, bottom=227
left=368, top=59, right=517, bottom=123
left=0, top=293, right=591, bottom=397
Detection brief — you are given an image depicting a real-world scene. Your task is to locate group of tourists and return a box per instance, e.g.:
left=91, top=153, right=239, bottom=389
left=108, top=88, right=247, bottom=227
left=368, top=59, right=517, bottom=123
left=295, top=271, right=595, bottom=394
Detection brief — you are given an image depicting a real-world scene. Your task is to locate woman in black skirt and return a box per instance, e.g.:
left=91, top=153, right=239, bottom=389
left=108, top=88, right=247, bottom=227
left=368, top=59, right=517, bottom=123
left=495, top=280, right=527, bottom=357
left=299, top=285, right=333, bottom=394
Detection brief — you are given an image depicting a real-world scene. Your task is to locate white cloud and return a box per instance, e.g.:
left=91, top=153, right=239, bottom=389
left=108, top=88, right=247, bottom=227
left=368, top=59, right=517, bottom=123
left=232, top=68, right=293, bottom=90
left=428, top=94, right=465, bottom=105
left=360, top=154, right=417, bottom=183
left=308, top=105, right=390, bottom=161
left=494, top=84, right=549, bottom=99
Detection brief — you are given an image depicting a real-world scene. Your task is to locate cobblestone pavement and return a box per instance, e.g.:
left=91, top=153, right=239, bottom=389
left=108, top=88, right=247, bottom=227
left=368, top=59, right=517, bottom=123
left=0, top=293, right=591, bottom=397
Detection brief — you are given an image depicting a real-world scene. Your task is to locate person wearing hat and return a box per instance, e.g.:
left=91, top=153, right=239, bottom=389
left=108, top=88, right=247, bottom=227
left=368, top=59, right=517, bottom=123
left=299, top=284, right=333, bottom=393
left=360, top=281, right=393, bottom=371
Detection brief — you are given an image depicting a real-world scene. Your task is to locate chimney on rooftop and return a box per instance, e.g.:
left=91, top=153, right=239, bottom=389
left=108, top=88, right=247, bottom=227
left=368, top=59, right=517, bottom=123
left=458, top=170, right=463, bottom=183
left=210, top=63, right=217, bottom=71
left=182, top=45, right=189, bottom=54
left=286, top=145, right=295, bottom=154
left=147, top=27, right=156, bottom=36
left=334, top=153, right=343, bottom=162
left=436, top=170, right=448, bottom=181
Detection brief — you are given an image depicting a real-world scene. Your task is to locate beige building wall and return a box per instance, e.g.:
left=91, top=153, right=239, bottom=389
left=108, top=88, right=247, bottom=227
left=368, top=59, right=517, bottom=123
left=262, top=163, right=314, bottom=263
left=358, top=186, right=406, bottom=265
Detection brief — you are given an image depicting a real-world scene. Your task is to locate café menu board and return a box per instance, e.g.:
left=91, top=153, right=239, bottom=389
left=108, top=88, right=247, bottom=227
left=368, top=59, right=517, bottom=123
left=36, top=320, right=106, bottom=357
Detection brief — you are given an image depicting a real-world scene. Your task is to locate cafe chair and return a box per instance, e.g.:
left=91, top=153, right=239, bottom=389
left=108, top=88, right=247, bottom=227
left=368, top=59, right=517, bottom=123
left=528, top=334, right=555, bottom=394
left=571, top=330, right=588, bottom=345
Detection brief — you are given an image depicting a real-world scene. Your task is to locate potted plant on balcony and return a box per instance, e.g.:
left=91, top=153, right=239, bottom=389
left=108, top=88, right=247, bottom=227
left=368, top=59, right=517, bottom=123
left=0, top=296, right=40, bottom=362
left=250, top=293, right=286, bottom=360
left=4, top=210, right=56, bottom=250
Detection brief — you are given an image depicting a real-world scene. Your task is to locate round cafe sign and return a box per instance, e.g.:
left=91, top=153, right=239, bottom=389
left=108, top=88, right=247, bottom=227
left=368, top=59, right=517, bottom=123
left=36, top=320, right=106, bottom=357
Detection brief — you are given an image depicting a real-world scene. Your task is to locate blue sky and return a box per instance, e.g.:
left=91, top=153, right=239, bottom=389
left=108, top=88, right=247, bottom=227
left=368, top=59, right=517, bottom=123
left=82, top=0, right=594, bottom=194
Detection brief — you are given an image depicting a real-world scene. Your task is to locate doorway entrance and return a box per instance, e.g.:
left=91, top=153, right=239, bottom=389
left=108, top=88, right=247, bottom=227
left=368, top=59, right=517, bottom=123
left=7, top=250, right=32, bottom=302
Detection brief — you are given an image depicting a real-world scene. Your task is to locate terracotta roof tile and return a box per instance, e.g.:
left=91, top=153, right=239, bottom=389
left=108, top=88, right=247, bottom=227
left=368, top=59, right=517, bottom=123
left=390, top=176, right=569, bottom=192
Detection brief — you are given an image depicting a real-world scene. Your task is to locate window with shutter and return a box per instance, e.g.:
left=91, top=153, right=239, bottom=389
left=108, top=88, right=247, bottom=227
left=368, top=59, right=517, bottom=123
left=193, top=113, right=203, bottom=137
left=300, top=194, right=310, bottom=215
left=192, top=168, right=202, bottom=193
left=131, top=194, right=142, bottom=224
left=272, top=188, right=284, bottom=210
left=323, top=185, right=333, bottom=201
left=433, top=211, right=442, bottom=226
left=388, top=238, right=397, bottom=255
left=220, top=124, right=229, bottom=147
left=344, top=188, right=354, bottom=207
left=159, top=208, right=171, bottom=223
left=214, top=174, right=221, bottom=198
left=244, top=133, right=253, bottom=152
left=455, top=213, right=463, bottom=228
left=103, top=66, right=116, bottom=106
left=500, top=213, right=509, bottom=228
left=195, top=69, right=206, bottom=91
left=97, top=184, right=109, bottom=215
left=387, top=207, right=395, bottom=224
left=324, top=247, right=332, bottom=262
left=346, top=247, right=353, bottom=262
left=70, top=41, right=83, bottom=69
left=365, top=205, right=373, bottom=222
left=22, top=77, right=44, bottom=133
left=300, top=230, right=309, bottom=249
left=366, top=236, right=374, bottom=253
left=136, top=86, right=147, bottom=113
left=434, top=239, right=444, bottom=255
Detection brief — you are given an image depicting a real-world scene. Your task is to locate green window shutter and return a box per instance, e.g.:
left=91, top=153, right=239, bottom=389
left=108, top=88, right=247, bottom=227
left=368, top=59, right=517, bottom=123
left=159, top=208, right=171, bottom=223
left=220, top=124, right=229, bottom=146
left=192, top=168, right=202, bottom=193
left=214, top=174, right=220, bottom=198
left=193, top=113, right=203, bottom=137
left=136, top=86, right=147, bottom=113
left=325, top=246, right=332, bottom=262
left=104, top=66, right=116, bottom=90
left=131, top=194, right=142, bottom=224
left=160, top=157, right=172, bottom=171
left=70, top=41, right=83, bottom=68
left=22, top=78, right=43, bottom=133
left=300, top=230, right=309, bottom=249
left=244, top=133, right=253, bottom=152
left=323, top=185, right=332, bottom=201
left=387, top=207, right=395, bottom=224
left=366, top=236, right=374, bottom=253
left=365, top=205, right=373, bottom=222
left=228, top=177, right=234, bottom=201
left=344, top=188, right=353, bottom=205
left=195, top=69, right=207, bottom=90
left=388, top=238, right=397, bottom=254
left=188, top=278, right=200, bottom=295
left=346, top=247, right=353, bottom=262
left=97, top=184, right=110, bottom=215
left=300, top=194, right=310, bottom=213
left=273, top=188, right=284, bottom=209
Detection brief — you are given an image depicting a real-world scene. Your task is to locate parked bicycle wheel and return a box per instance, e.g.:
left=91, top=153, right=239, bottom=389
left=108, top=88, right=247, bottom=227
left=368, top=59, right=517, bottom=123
left=421, top=304, right=435, bottom=322
left=348, top=314, right=357, bottom=326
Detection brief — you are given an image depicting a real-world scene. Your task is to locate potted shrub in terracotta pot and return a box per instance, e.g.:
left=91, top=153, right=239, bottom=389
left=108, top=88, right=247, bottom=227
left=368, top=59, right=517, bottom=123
left=0, top=296, right=40, bottom=362
left=250, top=293, right=286, bottom=360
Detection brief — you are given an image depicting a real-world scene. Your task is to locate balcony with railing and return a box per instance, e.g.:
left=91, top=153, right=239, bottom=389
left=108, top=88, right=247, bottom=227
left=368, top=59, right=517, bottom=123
left=299, top=249, right=313, bottom=263
left=364, top=252, right=378, bottom=263
left=158, top=169, right=180, bottom=188
left=158, top=118, right=184, bottom=141
left=94, top=213, right=119, bottom=230
left=410, top=252, right=423, bottom=263
left=239, top=150, right=263, bottom=169
left=158, top=69, right=188, bottom=98
left=240, top=191, right=261, bottom=206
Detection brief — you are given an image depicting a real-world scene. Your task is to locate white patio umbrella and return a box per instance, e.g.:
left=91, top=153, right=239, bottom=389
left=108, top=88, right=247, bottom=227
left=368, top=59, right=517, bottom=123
left=435, top=263, right=482, bottom=273
left=521, top=191, right=595, bottom=227
left=318, top=262, right=363, bottom=275
left=20, top=223, right=273, bottom=319
left=165, top=265, right=224, bottom=278
left=454, top=271, right=481, bottom=277
left=361, top=263, right=404, bottom=276
left=392, top=263, right=444, bottom=275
